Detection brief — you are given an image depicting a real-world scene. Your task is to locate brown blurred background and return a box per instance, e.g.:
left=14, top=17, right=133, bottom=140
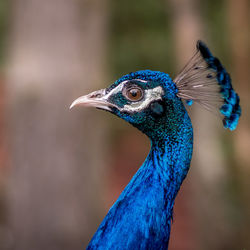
left=0, top=0, right=249, bottom=249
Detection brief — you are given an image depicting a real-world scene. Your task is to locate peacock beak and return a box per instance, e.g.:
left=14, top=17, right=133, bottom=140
left=70, top=89, right=115, bottom=111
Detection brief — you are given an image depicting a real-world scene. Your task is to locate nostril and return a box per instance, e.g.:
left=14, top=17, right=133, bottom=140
left=90, top=93, right=102, bottom=98
left=89, top=89, right=106, bottom=99
left=95, top=93, right=102, bottom=98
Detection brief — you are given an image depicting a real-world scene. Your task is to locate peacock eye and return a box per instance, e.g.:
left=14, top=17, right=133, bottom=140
left=124, top=87, right=143, bottom=101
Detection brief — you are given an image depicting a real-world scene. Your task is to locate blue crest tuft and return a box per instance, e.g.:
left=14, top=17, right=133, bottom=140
left=197, top=41, right=241, bottom=130
left=175, top=40, right=241, bottom=130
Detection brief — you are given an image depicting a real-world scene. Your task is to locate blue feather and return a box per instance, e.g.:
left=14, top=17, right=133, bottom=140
left=175, top=40, right=241, bottom=130
left=197, top=41, right=241, bottom=130
left=186, top=100, right=193, bottom=106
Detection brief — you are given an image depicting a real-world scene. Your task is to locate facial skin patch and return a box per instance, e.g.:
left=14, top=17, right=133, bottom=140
left=121, top=86, right=164, bottom=113
left=102, top=79, right=164, bottom=113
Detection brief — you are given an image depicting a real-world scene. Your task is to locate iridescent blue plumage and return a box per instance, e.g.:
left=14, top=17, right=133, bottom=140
left=70, top=41, right=241, bottom=249
left=196, top=41, right=241, bottom=130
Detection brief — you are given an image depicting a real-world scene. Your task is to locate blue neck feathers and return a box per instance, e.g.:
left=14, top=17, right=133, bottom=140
left=87, top=101, right=193, bottom=250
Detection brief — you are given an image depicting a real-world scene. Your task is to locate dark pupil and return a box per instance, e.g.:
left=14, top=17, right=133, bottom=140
left=130, top=89, right=138, bottom=97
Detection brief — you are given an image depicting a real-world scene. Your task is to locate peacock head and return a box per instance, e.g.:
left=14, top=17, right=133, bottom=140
left=70, top=70, right=188, bottom=139
left=71, top=41, right=241, bottom=138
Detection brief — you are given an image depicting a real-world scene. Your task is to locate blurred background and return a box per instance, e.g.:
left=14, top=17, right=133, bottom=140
left=0, top=0, right=249, bottom=249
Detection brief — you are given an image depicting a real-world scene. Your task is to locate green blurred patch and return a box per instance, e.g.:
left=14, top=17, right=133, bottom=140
left=0, top=0, right=9, bottom=65
left=110, top=0, right=175, bottom=78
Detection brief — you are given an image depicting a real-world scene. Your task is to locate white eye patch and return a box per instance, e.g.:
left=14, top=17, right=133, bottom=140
left=103, top=80, right=164, bottom=113
left=121, top=86, right=164, bottom=113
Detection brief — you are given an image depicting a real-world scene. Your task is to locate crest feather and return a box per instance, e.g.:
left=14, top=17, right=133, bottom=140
left=174, top=40, right=241, bottom=130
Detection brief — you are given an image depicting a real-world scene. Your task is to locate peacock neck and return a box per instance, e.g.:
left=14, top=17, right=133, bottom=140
left=140, top=110, right=193, bottom=245
left=148, top=118, right=193, bottom=204
left=120, top=111, right=193, bottom=247
left=86, top=107, right=193, bottom=249
left=150, top=108, right=193, bottom=189
left=149, top=118, right=192, bottom=198
left=126, top=101, right=194, bottom=217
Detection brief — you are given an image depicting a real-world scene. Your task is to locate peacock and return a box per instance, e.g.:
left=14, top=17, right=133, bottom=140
left=70, top=41, right=241, bottom=249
